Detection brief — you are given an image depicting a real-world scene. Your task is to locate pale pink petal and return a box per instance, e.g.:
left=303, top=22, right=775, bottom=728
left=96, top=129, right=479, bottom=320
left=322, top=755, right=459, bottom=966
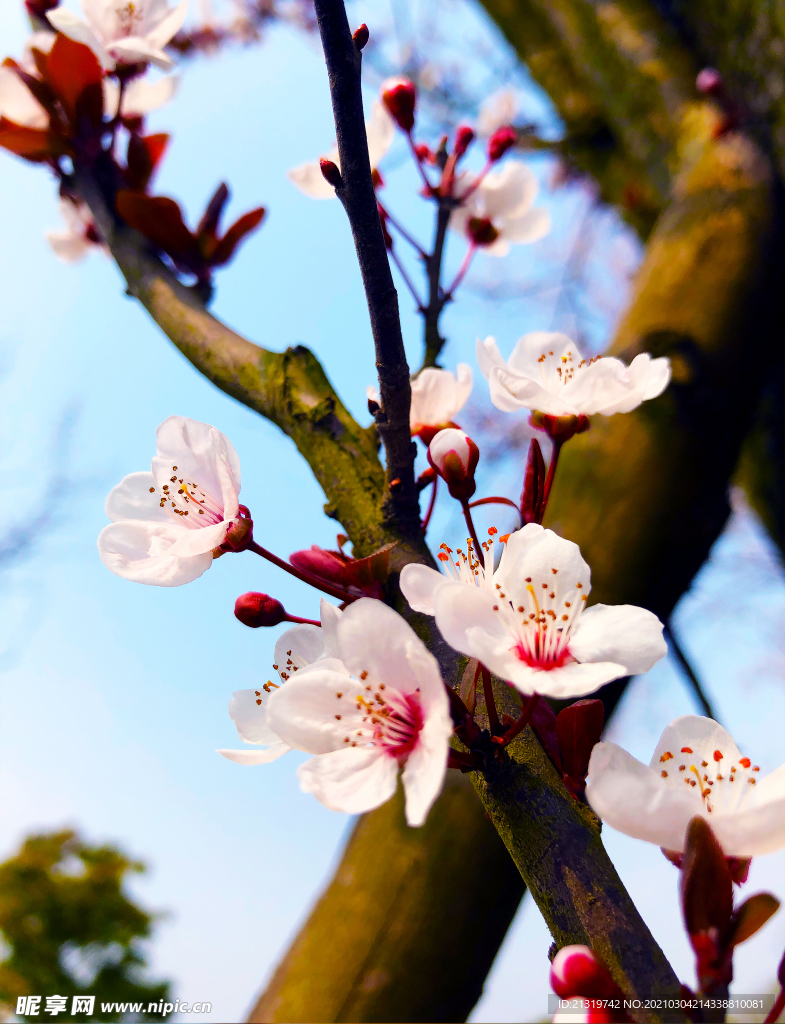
left=318, top=599, right=343, bottom=659
left=639, top=354, right=672, bottom=400
left=46, top=231, right=92, bottom=263
left=217, top=746, right=289, bottom=765
left=500, top=205, right=551, bottom=244
left=97, top=520, right=213, bottom=585
left=401, top=734, right=448, bottom=826
left=145, top=0, right=189, bottom=49
left=109, top=37, right=174, bottom=69
left=116, top=73, right=179, bottom=116
left=648, top=716, right=742, bottom=771
left=428, top=428, right=474, bottom=474
left=506, top=331, right=578, bottom=377
left=266, top=668, right=363, bottom=754
left=399, top=563, right=447, bottom=615
left=410, top=365, right=472, bottom=428
left=365, top=101, right=394, bottom=167
left=105, top=471, right=172, bottom=523
left=488, top=365, right=575, bottom=415
left=336, top=598, right=442, bottom=698
left=274, top=624, right=325, bottom=677
left=433, top=583, right=512, bottom=666
left=712, top=796, right=785, bottom=857
left=297, top=746, right=399, bottom=814
left=477, top=88, right=517, bottom=136
left=475, top=336, right=505, bottom=380
left=228, top=689, right=282, bottom=745
left=0, top=67, right=49, bottom=129
left=47, top=9, right=113, bottom=68
left=516, top=658, right=628, bottom=698
left=152, top=416, right=240, bottom=520
left=480, top=161, right=538, bottom=220
left=586, top=741, right=699, bottom=852
left=569, top=603, right=666, bottom=676
left=287, top=159, right=338, bottom=200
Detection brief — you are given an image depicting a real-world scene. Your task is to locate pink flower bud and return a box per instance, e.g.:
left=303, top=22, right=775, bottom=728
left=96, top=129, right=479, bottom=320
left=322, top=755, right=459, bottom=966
left=381, top=76, right=416, bottom=132
left=696, top=67, right=723, bottom=96
left=454, top=124, right=475, bottom=158
left=550, top=945, right=619, bottom=999
left=234, top=592, right=287, bottom=628
left=26, top=0, right=59, bottom=15
left=487, top=125, right=516, bottom=162
left=319, top=158, right=342, bottom=189
left=428, top=428, right=479, bottom=500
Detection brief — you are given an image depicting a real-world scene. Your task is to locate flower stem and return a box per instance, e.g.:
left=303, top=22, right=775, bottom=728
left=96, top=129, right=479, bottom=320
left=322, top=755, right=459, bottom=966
left=248, top=540, right=356, bottom=603
left=406, top=130, right=435, bottom=195
left=481, top=664, right=502, bottom=736
left=378, top=199, right=427, bottom=257
left=286, top=614, right=322, bottom=627
left=389, top=246, right=425, bottom=309
left=468, top=495, right=523, bottom=524
left=421, top=474, right=438, bottom=531
left=461, top=499, right=484, bottom=568
left=495, top=693, right=540, bottom=747
left=444, top=244, right=476, bottom=297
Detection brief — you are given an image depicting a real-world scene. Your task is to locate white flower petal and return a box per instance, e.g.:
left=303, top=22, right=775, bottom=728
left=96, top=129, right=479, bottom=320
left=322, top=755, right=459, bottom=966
left=489, top=365, right=575, bottom=415
left=518, top=658, right=628, bottom=698
left=152, top=415, right=240, bottom=520
left=399, top=563, right=447, bottom=615
left=274, top=624, right=325, bottom=678
left=711, top=796, right=785, bottom=857
left=365, top=101, right=394, bottom=167
left=145, top=0, right=188, bottom=49
left=47, top=9, right=114, bottom=69
left=648, top=716, right=742, bottom=770
left=569, top=603, right=666, bottom=676
left=0, top=66, right=49, bottom=129
left=112, top=73, right=179, bottom=116
left=287, top=159, right=338, bottom=200
left=105, top=471, right=172, bottom=523
left=505, top=331, right=578, bottom=378
left=217, top=746, right=289, bottom=765
left=475, top=336, right=505, bottom=380
left=586, top=741, right=698, bottom=852
left=98, top=520, right=213, bottom=585
left=266, top=668, right=361, bottom=754
left=499, top=205, right=551, bottom=244
left=297, top=746, right=399, bottom=815
left=402, top=734, right=448, bottom=826
left=46, top=231, right=92, bottom=263
left=409, top=364, right=473, bottom=429
left=477, top=88, right=517, bottom=136
left=479, top=161, right=538, bottom=220
left=228, top=689, right=282, bottom=745
left=318, top=598, right=343, bottom=658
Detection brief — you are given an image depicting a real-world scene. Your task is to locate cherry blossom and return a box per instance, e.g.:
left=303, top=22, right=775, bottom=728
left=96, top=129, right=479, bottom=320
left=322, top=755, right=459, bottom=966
left=47, top=199, right=104, bottom=262
left=48, top=0, right=189, bottom=72
left=288, top=101, right=394, bottom=200
left=367, top=364, right=472, bottom=445
left=401, top=526, right=503, bottom=614
left=420, top=523, right=666, bottom=699
left=218, top=601, right=342, bottom=766
left=428, top=428, right=479, bottom=500
left=266, top=598, right=453, bottom=826
left=586, top=715, right=785, bottom=857
left=477, top=332, right=671, bottom=417
left=98, top=415, right=243, bottom=586
left=450, top=161, right=550, bottom=256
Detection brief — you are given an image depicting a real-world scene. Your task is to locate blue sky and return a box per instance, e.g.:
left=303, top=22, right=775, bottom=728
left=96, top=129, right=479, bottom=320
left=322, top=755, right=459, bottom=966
left=1, top=1, right=784, bottom=1021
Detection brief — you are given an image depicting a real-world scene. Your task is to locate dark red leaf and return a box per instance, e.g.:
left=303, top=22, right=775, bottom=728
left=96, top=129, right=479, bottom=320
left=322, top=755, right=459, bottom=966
left=115, top=191, right=197, bottom=262
left=520, top=437, right=545, bottom=524
left=209, top=206, right=266, bottom=267
left=125, top=132, right=169, bottom=191
left=681, top=816, right=733, bottom=943
left=556, top=699, right=604, bottom=793
left=0, top=119, right=68, bottom=161
left=45, top=34, right=103, bottom=127
left=196, top=182, right=229, bottom=242
left=728, top=893, right=780, bottom=948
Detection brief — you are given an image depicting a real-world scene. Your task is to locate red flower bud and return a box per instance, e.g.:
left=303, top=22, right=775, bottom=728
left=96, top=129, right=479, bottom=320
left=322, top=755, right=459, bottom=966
left=487, top=125, right=516, bottom=162
left=352, top=23, right=369, bottom=50
left=234, top=592, right=287, bottom=628
left=453, top=124, right=475, bottom=158
left=319, top=158, right=342, bottom=189
left=428, top=428, right=479, bottom=501
left=530, top=412, right=590, bottom=444
left=550, top=945, right=619, bottom=1000
left=25, top=0, right=59, bottom=15
left=219, top=505, right=254, bottom=552
left=414, top=143, right=434, bottom=163
left=381, top=76, right=416, bottom=132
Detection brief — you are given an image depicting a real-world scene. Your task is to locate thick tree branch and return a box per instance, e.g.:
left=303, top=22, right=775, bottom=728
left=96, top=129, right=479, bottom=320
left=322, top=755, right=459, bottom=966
left=313, top=0, right=420, bottom=537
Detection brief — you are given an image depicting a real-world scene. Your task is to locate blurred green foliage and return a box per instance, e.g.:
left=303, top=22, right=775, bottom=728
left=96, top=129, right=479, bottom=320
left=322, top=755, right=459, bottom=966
left=0, top=830, right=171, bottom=1022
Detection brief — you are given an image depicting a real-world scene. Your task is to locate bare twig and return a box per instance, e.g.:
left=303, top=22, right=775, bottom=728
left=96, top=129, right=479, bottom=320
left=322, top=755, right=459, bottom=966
left=313, top=0, right=419, bottom=537
left=664, top=621, right=718, bottom=721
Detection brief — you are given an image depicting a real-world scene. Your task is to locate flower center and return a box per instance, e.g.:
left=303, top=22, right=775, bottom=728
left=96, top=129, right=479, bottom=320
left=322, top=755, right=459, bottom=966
left=657, top=747, right=761, bottom=814
left=337, top=681, right=423, bottom=759
left=535, top=348, right=598, bottom=391
left=149, top=465, right=225, bottom=528
left=467, top=217, right=500, bottom=246
left=115, top=1, right=144, bottom=37
left=508, top=576, right=588, bottom=670
left=437, top=528, right=499, bottom=587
